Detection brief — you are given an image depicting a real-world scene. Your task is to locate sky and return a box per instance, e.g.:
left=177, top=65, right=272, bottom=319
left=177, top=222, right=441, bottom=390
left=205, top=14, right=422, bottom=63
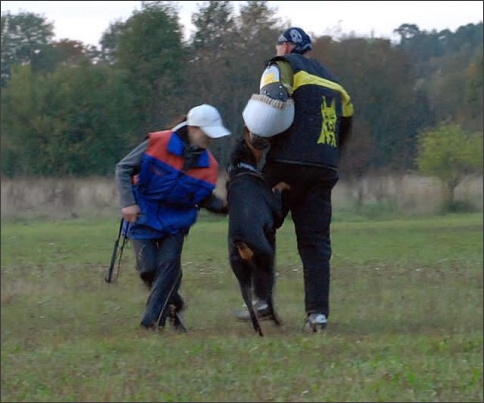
left=1, top=1, right=483, bottom=46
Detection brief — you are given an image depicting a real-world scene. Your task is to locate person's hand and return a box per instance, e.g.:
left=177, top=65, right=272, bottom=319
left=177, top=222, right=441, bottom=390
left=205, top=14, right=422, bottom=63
left=213, top=198, right=228, bottom=215
left=121, top=204, right=141, bottom=223
left=272, top=181, right=291, bottom=193
left=220, top=199, right=229, bottom=215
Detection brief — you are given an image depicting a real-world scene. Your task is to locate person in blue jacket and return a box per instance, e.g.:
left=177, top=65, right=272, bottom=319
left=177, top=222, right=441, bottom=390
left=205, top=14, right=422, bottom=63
left=115, top=104, right=231, bottom=331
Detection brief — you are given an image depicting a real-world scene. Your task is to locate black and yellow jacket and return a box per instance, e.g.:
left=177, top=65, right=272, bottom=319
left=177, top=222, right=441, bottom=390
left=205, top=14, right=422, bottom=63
left=264, top=54, right=354, bottom=171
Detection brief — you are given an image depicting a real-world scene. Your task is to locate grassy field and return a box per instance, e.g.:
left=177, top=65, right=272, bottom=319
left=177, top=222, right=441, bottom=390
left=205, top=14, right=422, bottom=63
left=1, top=212, right=483, bottom=402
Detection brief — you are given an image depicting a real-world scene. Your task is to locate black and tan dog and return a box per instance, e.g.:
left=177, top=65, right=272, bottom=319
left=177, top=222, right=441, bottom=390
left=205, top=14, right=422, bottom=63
left=226, top=129, right=289, bottom=337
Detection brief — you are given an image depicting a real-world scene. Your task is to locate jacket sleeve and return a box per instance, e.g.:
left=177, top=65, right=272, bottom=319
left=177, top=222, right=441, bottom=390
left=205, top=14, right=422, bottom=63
left=115, top=140, right=148, bottom=208
left=339, top=116, right=353, bottom=156
left=259, top=60, right=294, bottom=100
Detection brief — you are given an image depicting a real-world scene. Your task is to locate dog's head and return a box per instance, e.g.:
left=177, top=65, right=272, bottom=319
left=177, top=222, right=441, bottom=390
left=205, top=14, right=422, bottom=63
left=227, top=138, right=258, bottom=180
left=230, top=138, right=256, bottom=167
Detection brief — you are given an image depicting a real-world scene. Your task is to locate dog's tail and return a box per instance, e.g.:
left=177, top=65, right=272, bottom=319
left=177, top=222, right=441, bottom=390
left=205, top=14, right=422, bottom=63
left=236, top=242, right=264, bottom=337
left=240, top=281, right=264, bottom=337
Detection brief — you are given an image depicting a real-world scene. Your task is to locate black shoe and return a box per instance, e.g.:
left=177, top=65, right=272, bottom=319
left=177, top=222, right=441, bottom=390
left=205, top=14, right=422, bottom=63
left=165, top=295, right=187, bottom=333
left=234, top=300, right=272, bottom=322
left=140, top=320, right=162, bottom=332
left=167, top=304, right=187, bottom=333
left=157, top=295, right=186, bottom=327
left=171, top=294, right=185, bottom=314
left=147, top=309, right=186, bottom=333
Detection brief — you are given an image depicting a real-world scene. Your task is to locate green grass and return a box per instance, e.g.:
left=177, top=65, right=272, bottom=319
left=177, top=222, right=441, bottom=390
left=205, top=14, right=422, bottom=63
left=1, top=213, right=483, bottom=402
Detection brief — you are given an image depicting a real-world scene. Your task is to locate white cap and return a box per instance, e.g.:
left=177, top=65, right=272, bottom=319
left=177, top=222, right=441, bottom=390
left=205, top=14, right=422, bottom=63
left=187, top=104, right=231, bottom=138
left=242, top=94, right=295, bottom=138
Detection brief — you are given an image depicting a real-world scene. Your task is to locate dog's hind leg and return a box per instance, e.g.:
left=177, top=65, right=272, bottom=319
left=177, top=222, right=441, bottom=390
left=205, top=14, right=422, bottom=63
left=256, top=267, right=282, bottom=327
left=236, top=241, right=253, bottom=261
left=267, top=297, right=282, bottom=327
left=251, top=249, right=282, bottom=328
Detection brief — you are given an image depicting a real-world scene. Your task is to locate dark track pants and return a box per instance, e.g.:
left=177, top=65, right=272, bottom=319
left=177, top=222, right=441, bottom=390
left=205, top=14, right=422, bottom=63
left=257, top=162, right=337, bottom=318
left=131, top=234, right=185, bottom=327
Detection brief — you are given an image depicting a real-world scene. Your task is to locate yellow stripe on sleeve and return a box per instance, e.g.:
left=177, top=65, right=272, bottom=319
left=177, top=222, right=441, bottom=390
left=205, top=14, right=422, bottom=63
left=293, top=71, right=354, bottom=117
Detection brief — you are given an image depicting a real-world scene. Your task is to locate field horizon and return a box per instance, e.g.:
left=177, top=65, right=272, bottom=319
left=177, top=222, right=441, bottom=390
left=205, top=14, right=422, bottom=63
left=1, top=174, right=482, bottom=222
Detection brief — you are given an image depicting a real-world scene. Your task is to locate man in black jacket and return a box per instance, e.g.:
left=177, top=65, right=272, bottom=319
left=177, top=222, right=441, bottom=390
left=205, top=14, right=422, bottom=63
left=237, top=27, right=354, bottom=332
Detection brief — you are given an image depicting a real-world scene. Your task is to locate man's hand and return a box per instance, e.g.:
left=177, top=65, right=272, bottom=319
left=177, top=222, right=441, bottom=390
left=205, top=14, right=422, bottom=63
left=121, top=204, right=141, bottom=223
left=272, top=181, right=291, bottom=193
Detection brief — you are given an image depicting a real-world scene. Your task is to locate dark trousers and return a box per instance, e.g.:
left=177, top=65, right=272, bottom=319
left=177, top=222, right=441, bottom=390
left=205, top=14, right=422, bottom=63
left=257, top=162, right=337, bottom=318
left=131, top=234, right=185, bottom=327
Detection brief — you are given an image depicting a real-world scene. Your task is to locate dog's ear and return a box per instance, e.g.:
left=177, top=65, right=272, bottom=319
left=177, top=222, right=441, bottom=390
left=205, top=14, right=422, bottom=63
left=230, top=137, right=256, bottom=166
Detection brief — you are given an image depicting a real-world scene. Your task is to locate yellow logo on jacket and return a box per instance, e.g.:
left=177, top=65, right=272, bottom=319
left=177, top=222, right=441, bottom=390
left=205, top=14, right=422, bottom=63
left=318, top=96, right=337, bottom=147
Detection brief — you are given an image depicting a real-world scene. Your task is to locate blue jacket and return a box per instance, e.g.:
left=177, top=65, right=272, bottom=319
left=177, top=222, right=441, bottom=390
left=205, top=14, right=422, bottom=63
left=127, top=130, right=219, bottom=239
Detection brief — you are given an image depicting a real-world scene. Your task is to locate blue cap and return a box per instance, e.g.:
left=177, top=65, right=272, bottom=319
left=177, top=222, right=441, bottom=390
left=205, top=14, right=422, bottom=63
left=277, top=27, right=312, bottom=54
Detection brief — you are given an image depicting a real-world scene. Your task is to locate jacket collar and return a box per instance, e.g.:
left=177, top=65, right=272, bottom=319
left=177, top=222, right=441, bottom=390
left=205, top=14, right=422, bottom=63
left=168, top=124, right=210, bottom=168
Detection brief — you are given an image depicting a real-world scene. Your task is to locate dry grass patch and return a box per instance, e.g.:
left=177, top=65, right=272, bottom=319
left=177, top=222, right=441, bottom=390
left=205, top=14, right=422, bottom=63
left=1, top=174, right=482, bottom=222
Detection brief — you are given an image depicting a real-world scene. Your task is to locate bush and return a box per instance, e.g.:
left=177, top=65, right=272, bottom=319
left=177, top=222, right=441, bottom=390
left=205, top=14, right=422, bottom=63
left=442, top=200, right=479, bottom=214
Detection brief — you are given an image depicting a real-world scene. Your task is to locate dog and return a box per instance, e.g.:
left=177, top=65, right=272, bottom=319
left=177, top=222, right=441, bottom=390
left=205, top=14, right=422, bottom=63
left=226, top=128, right=289, bottom=336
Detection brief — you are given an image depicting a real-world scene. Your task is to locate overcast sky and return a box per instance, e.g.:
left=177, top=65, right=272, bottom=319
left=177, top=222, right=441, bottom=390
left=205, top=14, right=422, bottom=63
left=2, top=1, right=483, bottom=46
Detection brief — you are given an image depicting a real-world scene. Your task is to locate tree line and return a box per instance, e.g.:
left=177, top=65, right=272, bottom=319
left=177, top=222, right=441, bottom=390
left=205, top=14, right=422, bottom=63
left=1, top=1, right=482, bottom=185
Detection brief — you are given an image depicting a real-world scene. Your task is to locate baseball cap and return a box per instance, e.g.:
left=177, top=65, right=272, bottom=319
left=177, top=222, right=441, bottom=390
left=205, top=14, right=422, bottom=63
left=187, top=104, right=231, bottom=138
left=277, top=27, right=312, bottom=54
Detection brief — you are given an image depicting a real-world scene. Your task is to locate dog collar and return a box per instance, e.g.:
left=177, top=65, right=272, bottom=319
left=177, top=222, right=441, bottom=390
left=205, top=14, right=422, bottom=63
left=235, top=162, right=259, bottom=173
left=227, top=162, right=260, bottom=174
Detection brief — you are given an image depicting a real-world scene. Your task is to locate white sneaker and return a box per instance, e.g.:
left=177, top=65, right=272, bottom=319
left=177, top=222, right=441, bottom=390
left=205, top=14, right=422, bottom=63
left=303, top=313, right=327, bottom=333
left=234, top=300, right=270, bottom=321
